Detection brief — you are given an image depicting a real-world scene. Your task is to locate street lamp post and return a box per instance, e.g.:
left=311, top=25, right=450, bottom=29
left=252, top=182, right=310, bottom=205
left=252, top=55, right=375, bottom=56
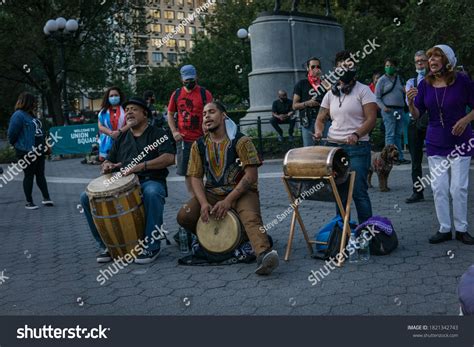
left=44, top=17, right=79, bottom=125
left=236, top=28, right=251, bottom=104
left=237, top=28, right=250, bottom=62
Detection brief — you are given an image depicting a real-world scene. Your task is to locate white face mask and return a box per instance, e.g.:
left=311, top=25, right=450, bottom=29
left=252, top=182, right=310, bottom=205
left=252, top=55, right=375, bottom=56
left=416, top=68, right=426, bottom=76
left=225, top=117, right=237, bottom=140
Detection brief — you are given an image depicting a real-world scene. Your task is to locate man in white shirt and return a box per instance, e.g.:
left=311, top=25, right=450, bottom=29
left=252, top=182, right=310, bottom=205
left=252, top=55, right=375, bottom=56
left=314, top=50, right=377, bottom=224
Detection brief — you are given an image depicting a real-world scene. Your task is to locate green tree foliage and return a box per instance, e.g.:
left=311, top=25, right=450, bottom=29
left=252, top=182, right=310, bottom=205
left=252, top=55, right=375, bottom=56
left=179, top=0, right=473, bottom=104
left=179, top=0, right=274, bottom=104
left=336, top=0, right=474, bottom=82
left=136, top=66, right=181, bottom=106
left=0, top=0, right=143, bottom=126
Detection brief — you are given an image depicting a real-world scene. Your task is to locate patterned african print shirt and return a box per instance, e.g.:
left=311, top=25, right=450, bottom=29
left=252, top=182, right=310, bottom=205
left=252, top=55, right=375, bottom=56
left=187, top=133, right=261, bottom=195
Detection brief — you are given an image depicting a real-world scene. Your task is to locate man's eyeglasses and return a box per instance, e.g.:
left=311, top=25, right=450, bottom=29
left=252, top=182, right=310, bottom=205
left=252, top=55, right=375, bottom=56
left=310, top=65, right=321, bottom=70
left=415, top=60, right=428, bottom=65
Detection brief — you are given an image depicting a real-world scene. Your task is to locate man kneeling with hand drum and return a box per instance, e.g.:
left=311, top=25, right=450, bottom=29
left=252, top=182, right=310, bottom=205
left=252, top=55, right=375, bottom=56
left=80, top=97, right=175, bottom=265
left=177, top=101, right=279, bottom=275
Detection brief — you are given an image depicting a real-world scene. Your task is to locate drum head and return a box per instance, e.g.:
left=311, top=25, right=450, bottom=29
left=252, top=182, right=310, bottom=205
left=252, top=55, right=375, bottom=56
left=86, top=173, right=138, bottom=198
left=196, top=210, right=241, bottom=254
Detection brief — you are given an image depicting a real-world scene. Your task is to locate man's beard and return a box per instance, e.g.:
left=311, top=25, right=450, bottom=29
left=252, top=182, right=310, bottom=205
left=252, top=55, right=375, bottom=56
left=207, top=125, right=219, bottom=133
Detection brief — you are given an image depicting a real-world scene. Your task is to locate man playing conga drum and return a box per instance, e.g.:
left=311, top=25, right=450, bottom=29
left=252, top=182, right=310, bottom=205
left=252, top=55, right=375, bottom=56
left=80, top=97, right=176, bottom=264
left=177, top=101, right=279, bottom=275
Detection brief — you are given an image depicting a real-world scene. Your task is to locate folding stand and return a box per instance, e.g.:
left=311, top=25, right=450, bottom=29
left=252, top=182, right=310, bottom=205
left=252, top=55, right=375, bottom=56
left=281, top=171, right=356, bottom=267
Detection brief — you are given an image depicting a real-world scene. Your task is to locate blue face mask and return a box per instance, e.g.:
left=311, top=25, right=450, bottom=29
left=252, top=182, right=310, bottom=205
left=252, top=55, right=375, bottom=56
left=416, top=68, right=426, bottom=76
left=109, top=96, right=120, bottom=106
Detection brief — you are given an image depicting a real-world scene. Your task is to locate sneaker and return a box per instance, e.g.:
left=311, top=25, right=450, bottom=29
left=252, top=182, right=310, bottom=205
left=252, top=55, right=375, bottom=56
left=96, top=250, right=112, bottom=263
left=25, top=202, right=39, bottom=210
left=42, top=200, right=54, bottom=206
left=277, top=135, right=284, bottom=143
left=135, top=248, right=161, bottom=265
left=255, top=249, right=279, bottom=276
left=288, top=135, right=294, bottom=142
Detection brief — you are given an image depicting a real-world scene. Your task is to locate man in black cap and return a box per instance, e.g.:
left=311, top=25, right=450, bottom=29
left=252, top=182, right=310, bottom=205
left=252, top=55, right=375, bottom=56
left=80, top=97, right=176, bottom=264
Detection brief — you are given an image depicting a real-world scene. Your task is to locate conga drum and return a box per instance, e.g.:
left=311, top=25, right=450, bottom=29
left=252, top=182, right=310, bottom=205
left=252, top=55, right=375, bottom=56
left=283, top=146, right=351, bottom=201
left=196, top=210, right=243, bottom=254
left=86, top=174, right=145, bottom=259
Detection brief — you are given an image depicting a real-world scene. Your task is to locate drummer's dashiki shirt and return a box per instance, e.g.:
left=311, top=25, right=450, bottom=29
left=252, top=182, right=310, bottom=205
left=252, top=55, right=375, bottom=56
left=187, top=133, right=261, bottom=195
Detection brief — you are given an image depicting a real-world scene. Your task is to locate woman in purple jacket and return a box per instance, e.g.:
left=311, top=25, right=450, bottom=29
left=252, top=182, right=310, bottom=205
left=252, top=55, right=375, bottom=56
left=407, top=45, right=474, bottom=245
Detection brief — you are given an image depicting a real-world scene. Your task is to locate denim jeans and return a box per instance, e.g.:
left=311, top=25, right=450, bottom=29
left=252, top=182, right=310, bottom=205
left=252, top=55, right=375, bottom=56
left=301, top=118, right=330, bottom=147
left=326, top=141, right=373, bottom=224
left=80, top=179, right=166, bottom=252
left=382, top=107, right=405, bottom=160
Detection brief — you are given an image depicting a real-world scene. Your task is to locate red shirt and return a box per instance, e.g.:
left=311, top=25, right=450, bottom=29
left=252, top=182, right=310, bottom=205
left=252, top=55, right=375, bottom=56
left=168, top=85, right=213, bottom=142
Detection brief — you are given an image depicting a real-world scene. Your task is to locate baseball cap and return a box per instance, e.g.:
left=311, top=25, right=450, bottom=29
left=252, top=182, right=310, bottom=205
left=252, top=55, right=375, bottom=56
left=180, top=65, right=197, bottom=80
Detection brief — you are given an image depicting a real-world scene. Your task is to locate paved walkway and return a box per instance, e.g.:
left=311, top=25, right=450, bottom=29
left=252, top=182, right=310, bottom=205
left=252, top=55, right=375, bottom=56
left=0, top=156, right=473, bottom=315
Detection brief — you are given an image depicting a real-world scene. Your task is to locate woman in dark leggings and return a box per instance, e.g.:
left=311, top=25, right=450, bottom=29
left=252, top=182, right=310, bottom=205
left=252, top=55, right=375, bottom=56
left=7, top=92, right=53, bottom=209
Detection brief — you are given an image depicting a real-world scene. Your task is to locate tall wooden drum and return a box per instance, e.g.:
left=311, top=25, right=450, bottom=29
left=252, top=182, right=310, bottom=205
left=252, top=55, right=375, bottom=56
left=86, top=174, right=145, bottom=259
left=196, top=210, right=243, bottom=254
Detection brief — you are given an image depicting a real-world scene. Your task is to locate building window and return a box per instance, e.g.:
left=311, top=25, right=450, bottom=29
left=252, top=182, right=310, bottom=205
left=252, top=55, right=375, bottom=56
left=187, top=0, right=194, bottom=7
left=151, top=38, right=162, bottom=47
left=177, top=0, right=185, bottom=6
left=188, top=26, right=196, bottom=35
left=164, top=0, right=174, bottom=5
left=188, top=40, right=195, bottom=49
left=166, top=39, right=177, bottom=47
left=164, top=10, right=175, bottom=19
left=151, top=24, right=162, bottom=32
left=177, top=11, right=185, bottom=20
left=177, top=25, right=185, bottom=34
left=168, top=53, right=178, bottom=63
left=165, top=25, right=175, bottom=33
left=178, top=40, right=187, bottom=49
left=150, top=10, right=161, bottom=19
left=152, top=52, right=163, bottom=63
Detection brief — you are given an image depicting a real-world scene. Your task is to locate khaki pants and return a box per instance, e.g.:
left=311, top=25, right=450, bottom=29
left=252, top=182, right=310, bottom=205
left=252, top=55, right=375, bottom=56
left=177, top=190, right=271, bottom=256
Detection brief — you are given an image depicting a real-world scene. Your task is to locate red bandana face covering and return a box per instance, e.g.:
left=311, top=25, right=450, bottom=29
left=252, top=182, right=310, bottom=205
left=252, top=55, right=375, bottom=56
left=307, top=71, right=321, bottom=91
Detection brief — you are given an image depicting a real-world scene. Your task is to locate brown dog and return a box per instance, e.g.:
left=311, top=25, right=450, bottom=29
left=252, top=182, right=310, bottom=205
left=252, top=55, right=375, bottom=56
left=368, top=144, right=399, bottom=192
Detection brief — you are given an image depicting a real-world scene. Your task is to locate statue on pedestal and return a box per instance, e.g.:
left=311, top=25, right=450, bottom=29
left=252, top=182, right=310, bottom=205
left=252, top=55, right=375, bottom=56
left=274, top=0, right=332, bottom=16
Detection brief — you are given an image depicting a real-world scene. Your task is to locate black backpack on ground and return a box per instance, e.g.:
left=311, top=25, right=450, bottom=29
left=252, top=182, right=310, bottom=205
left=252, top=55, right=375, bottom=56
left=313, top=222, right=346, bottom=260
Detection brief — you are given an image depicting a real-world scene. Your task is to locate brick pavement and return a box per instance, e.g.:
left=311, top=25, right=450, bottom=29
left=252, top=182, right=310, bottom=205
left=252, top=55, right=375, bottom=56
left=0, top=156, right=473, bottom=315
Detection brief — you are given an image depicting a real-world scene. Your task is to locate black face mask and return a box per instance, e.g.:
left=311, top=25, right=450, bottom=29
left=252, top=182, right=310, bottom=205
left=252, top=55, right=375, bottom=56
left=184, top=80, right=196, bottom=90
left=339, top=69, right=357, bottom=84
left=279, top=97, right=287, bottom=101
left=331, top=81, right=356, bottom=96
